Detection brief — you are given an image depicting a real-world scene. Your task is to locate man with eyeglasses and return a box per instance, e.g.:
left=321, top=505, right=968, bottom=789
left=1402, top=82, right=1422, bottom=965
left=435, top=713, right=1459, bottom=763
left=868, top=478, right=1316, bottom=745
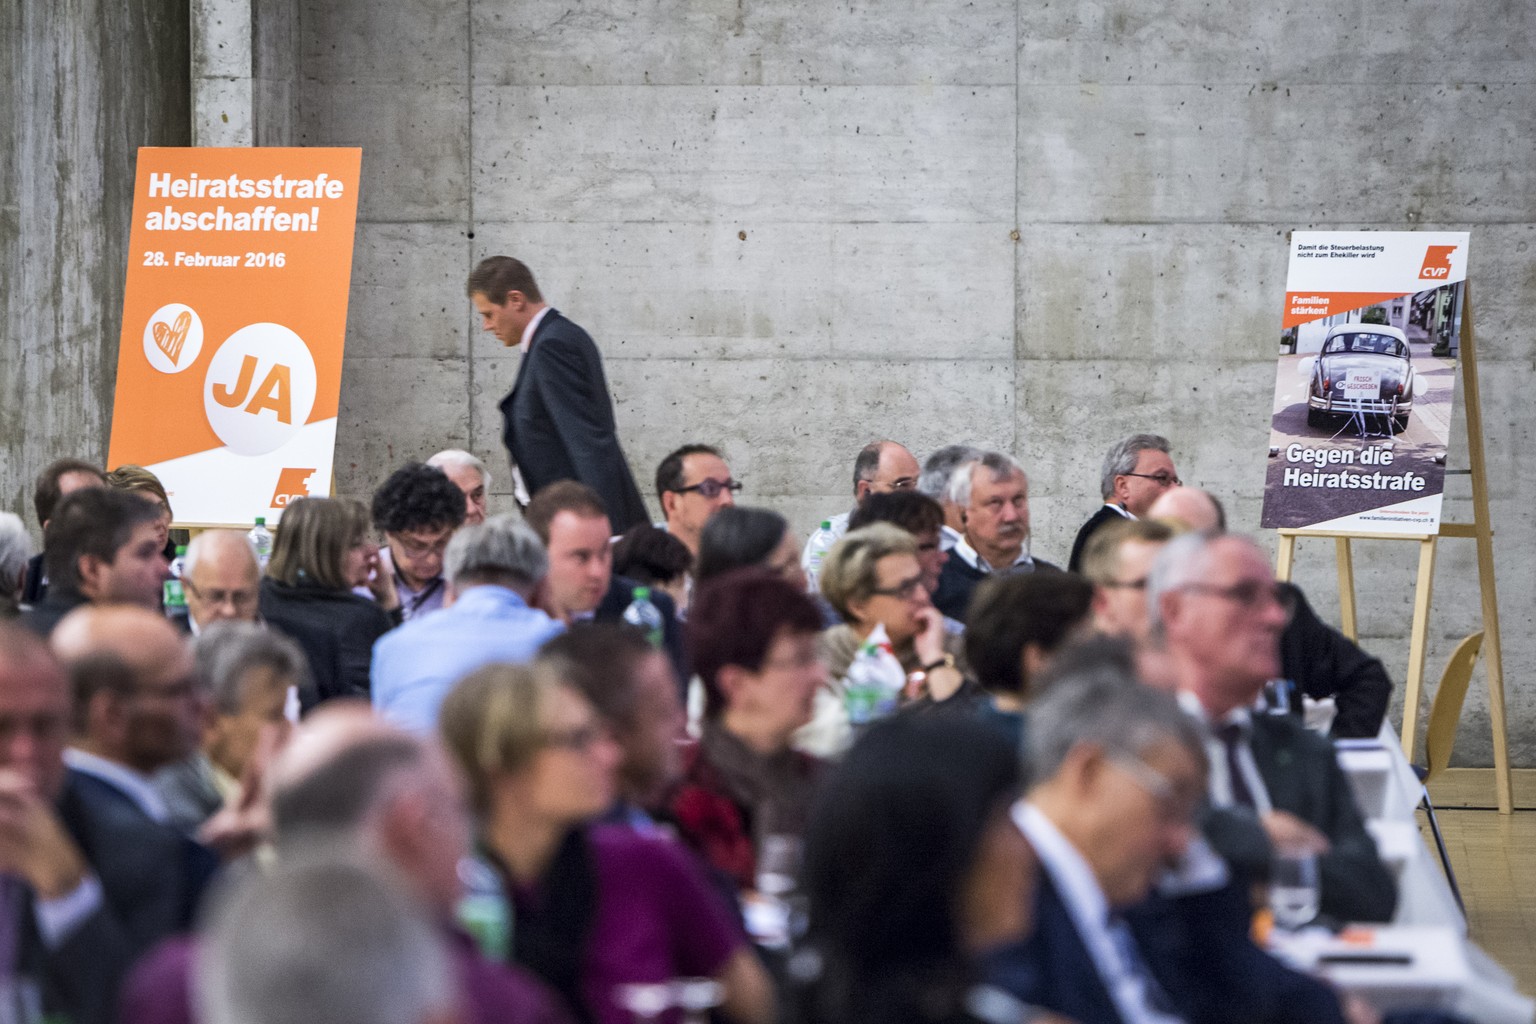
left=1147, top=533, right=1396, bottom=925
left=1080, top=519, right=1175, bottom=643
left=1068, top=434, right=1180, bottom=573
left=931, top=452, right=1060, bottom=624
left=0, top=622, right=215, bottom=1024
left=369, top=463, right=467, bottom=622
left=655, top=444, right=742, bottom=558
left=983, top=667, right=1210, bottom=1024
left=180, top=530, right=262, bottom=635
left=800, top=440, right=922, bottom=590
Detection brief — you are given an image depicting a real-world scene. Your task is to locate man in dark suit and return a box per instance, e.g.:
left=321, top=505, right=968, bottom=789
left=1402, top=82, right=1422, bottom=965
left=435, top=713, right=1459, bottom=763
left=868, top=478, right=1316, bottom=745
left=20, top=458, right=107, bottom=606
left=932, top=451, right=1061, bottom=623
left=1068, top=434, right=1179, bottom=573
left=469, top=256, right=649, bottom=532
left=21, top=488, right=169, bottom=638
left=982, top=669, right=1210, bottom=1024
left=1149, top=533, right=1396, bottom=924
left=0, top=621, right=215, bottom=1024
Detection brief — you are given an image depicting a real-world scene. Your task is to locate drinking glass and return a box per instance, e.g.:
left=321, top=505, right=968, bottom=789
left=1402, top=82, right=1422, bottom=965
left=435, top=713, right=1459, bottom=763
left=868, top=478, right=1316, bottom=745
left=1269, top=848, right=1320, bottom=930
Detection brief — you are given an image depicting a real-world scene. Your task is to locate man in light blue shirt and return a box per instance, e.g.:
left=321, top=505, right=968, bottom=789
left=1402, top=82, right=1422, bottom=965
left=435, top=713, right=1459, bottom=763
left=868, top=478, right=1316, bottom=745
left=371, top=514, right=563, bottom=734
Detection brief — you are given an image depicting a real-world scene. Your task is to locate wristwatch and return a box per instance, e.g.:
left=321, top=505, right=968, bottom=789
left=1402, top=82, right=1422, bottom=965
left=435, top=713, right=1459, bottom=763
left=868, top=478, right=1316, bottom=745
left=922, top=653, right=957, bottom=673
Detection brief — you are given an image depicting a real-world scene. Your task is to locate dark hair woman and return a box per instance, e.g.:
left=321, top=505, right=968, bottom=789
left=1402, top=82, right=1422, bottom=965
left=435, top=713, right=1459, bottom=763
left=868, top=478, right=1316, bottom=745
left=258, top=497, right=397, bottom=708
left=789, top=714, right=1048, bottom=1024
left=694, top=507, right=806, bottom=592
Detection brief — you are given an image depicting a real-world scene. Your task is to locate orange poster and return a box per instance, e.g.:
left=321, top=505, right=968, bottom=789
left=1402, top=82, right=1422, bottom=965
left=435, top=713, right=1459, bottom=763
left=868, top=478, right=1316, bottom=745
left=106, top=147, right=362, bottom=525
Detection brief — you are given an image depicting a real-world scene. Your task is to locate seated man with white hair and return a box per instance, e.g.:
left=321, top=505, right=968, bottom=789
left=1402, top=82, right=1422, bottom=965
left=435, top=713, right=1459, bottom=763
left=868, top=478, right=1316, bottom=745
left=180, top=530, right=261, bottom=635
left=370, top=514, right=564, bottom=734
left=427, top=448, right=492, bottom=526
left=931, top=452, right=1060, bottom=623
left=916, top=443, right=981, bottom=551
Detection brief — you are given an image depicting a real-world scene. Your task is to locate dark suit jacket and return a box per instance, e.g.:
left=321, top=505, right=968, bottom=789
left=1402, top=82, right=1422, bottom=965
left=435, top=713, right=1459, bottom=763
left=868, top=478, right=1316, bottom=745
left=1068, top=503, right=1130, bottom=573
left=1279, top=583, right=1391, bottom=739
left=19, top=588, right=89, bottom=638
left=981, top=871, right=1126, bottom=1024
left=499, top=310, right=648, bottom=531
left=21, top=551, right=46, bottom=604
left=932, top=553, right=1062, bottom=624
left=258, top=577, right=394, bottom=709
left=593, top=574, right=687, bottom=691
left=20, top=769, right=218, bottom=1024
left=1202, top=713, right=1397, bottom=924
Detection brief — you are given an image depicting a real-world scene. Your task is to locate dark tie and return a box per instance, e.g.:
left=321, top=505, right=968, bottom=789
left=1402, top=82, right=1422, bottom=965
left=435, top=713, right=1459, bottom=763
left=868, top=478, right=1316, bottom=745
left=1217, top=721, right=1256, bottom=809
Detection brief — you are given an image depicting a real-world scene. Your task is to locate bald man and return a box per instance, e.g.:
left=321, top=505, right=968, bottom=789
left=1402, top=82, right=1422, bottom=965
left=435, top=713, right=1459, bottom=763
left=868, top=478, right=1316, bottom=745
left=1147, top=486, right=1226, bottom=535
left=802, top=440, right=923, bottom=588
left=181, top=531, right=262, bottom=634
left=120, top=700, right=569, bottom=1024
left=0, top=622, right=215, bottom=1024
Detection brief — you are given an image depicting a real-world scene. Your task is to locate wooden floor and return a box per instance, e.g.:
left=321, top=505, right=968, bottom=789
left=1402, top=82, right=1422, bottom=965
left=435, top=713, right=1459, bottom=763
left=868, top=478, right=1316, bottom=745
left=1421, top=807, right=1536, bottom=995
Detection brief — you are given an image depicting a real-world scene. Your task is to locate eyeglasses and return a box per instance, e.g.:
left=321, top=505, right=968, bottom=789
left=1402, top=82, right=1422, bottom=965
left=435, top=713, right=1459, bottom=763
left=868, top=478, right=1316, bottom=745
left=1110, top=754, right=1200, bottom=823
left=869, top=573, right=926, bottom=600
left=1180, top=580, right=1297, bottom=619
left=183, top=579, right=258, bottom=609
left=392, top=529, right=454, bottom=560
left=672, top=478, right=742, bottom=500
left=1100, top=577, right=1148, bottom=591
left=1122, top=471, right=1181, bottom=488
left=542, top=722, right=608, bottom=752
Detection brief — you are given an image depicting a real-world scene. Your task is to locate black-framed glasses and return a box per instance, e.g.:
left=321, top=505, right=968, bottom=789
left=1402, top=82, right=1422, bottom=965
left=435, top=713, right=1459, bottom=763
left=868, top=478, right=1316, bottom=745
left=672, top=478, right=742, bottom=499
left=869, top=573, right=925, bottom=600
left=1122, top=471, right=1182, bottom=487
left=1181, top=581, right=1296, bottom=619
left=1100, top=577, right=1148, bottom=591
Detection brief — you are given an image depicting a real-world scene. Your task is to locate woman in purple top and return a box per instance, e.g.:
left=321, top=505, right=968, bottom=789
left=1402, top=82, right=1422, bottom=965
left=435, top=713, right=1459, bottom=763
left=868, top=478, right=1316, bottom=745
left=439, top=660, right=775, bottom=1024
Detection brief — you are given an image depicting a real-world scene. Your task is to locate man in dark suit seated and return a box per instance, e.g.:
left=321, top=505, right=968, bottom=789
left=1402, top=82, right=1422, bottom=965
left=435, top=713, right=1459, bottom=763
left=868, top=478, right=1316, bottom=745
left=932, top=452, right=1061, bottom=623
left=19, top=458, right=108, bottom=606
left=1147, top=533, right=1396, bottom=924
left=1145, top=487, right=1390, bottom=739
left=1068, top=434, right=1180, bottom=573
left=981, top=669, right=1210, bottom=1024
left=0, top=621, right=215, bottom=1024
left=21, top=489, right=168, bottom=638
left=469, top=255, right=649, bottom=532
left=524, top=482, right=687, bottom=684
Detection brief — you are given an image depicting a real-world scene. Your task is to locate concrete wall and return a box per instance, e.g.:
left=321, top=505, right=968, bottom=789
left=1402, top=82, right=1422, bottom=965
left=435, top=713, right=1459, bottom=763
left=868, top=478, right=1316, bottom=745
left=7, top=0, right=1533, bottom=768
left=2, top=0, right=189, bottom=521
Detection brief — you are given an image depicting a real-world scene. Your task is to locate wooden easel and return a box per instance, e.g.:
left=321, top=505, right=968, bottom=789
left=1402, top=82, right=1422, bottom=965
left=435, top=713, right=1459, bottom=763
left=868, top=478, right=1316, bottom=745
left=1273, top=291, right=1513, bottom=814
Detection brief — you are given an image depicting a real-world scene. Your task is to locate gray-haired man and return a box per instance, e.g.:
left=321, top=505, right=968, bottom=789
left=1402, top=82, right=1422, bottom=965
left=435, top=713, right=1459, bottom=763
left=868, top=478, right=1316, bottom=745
left=369, top=514, right=564, bottom=734
left=1068, top=434, right=1179, bottom=573
left=931, top=452, right=1060, bottom=623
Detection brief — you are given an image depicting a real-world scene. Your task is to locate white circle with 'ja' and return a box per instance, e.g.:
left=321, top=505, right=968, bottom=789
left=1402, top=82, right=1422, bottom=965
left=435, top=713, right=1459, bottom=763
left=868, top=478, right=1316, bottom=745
left=202, top=323, right=318, bottom=456
left=142, top=303, right=204, bottom=373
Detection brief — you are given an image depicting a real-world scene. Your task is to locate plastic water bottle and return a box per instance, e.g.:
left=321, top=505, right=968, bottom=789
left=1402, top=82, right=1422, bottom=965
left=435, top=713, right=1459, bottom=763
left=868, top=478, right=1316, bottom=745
left=456, top=857, right=511, bottom=962
left=248, top=517, right=274, bottom=568
left=622, top=586, right=665, bottom=648
left=842, top=623, right=906, bottom=727
left=163, top=545, right=188, bottom=616
left=803, top=519, right=834, bottom=591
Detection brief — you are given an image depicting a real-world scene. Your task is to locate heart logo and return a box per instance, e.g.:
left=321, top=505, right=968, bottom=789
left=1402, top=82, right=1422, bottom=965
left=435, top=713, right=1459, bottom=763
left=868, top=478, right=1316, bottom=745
left=141, top=303, right=204, bottom=375
left=152, top=311, right=193, bottom=365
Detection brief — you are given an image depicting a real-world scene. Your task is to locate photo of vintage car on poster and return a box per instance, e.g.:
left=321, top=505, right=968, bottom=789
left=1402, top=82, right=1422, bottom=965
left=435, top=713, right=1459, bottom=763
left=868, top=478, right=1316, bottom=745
left=1261, top=283, right=1462, bottom=530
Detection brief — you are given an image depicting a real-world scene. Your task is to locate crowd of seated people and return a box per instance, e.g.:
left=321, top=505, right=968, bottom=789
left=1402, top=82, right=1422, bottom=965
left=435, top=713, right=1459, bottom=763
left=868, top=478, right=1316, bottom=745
left=0, top=433, right=1457, bottom=1024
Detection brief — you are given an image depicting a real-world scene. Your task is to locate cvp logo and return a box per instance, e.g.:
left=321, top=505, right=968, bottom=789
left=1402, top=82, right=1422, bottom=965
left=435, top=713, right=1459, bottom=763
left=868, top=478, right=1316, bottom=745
left=271, top=468, right=316, bottom=508
left=1419, top=245, right=1456, bottom=280
left=203, top=323, right=318, bottom=456
left=142, top=303, right=204, bottom=373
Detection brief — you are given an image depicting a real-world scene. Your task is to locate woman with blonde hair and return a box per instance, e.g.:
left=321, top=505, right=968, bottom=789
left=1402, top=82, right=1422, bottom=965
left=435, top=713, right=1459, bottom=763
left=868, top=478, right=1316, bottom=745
left=440, top=660, right=772, bottom=1024
left=258, top=497, right=397, bottom=708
